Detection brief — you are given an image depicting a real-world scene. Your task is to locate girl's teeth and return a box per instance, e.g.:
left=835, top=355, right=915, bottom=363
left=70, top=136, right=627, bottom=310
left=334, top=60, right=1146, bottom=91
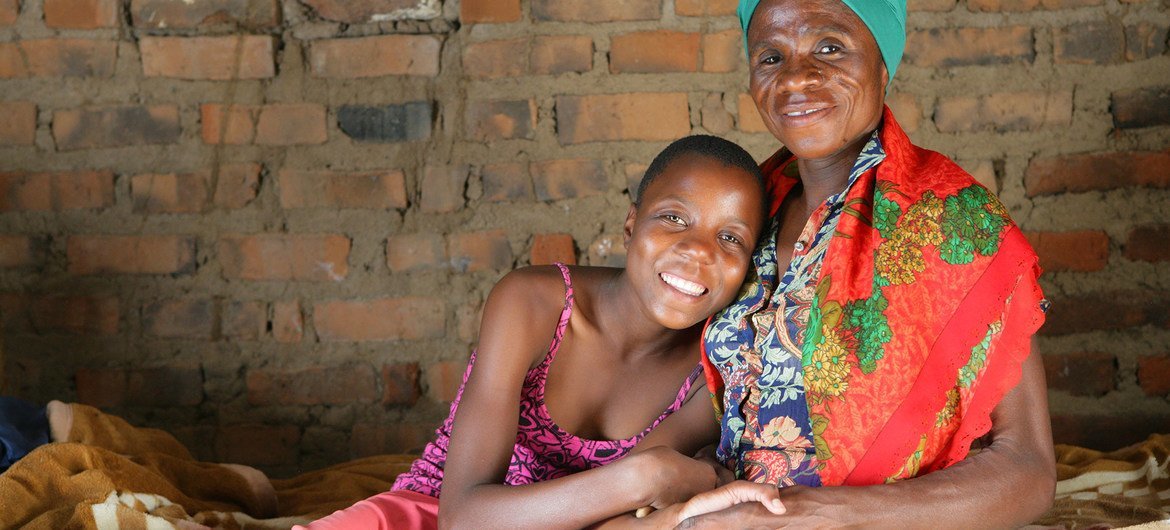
left=661, top=273, right=706, bottom=296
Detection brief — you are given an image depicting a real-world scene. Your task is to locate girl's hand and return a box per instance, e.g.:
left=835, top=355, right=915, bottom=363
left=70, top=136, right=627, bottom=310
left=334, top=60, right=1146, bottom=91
left=675, top=480, right=785, bottom=522
left=637, top=446, right=720, bottom=509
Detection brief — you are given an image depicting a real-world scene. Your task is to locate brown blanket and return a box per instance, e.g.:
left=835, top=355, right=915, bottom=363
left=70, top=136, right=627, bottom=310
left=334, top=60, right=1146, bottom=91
left=0, top=403, right=1166, bottom=529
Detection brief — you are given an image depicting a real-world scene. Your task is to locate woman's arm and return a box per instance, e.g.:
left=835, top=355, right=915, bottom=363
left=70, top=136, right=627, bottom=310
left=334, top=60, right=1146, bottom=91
left=675, top=346, right=1056, bottom=529
left=438, top=270, right=721, bottom=530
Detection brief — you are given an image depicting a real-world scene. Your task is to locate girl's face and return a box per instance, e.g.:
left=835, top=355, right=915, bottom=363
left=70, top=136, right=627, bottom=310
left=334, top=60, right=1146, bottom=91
left=623, top=154, right=765, bottom=330
left=747, top=0, right=887, bottom=166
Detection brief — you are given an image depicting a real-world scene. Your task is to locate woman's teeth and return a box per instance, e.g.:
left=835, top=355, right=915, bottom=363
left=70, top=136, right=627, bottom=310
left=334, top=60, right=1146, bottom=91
left=661, top=273, right=706, bottom=296
left=785, top=108, right=822, bottom=117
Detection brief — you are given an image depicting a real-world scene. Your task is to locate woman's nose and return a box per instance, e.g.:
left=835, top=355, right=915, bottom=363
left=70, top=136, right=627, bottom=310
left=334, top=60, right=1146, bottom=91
left=780, top=56, right=824, bottom=91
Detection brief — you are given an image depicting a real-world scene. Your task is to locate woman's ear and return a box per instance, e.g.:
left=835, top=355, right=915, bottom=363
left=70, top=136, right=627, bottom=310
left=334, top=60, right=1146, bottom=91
left=623, top=204, right=638, bottom=248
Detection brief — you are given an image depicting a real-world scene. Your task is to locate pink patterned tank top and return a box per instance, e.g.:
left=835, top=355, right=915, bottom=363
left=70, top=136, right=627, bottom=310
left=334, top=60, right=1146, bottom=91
left=392, top=263, right=704, bottom=498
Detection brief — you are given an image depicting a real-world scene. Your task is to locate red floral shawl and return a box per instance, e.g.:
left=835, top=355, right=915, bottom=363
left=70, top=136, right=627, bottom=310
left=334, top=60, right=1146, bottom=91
left=701, top=107, right=1046, bottom=485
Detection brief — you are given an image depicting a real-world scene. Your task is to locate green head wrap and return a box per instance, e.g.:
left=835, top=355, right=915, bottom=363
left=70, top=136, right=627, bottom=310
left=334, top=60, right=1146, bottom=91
left=737, top=0, right=907, bottom=84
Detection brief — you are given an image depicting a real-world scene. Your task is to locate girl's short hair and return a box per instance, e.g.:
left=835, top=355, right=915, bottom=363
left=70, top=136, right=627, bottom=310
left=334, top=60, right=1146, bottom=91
left=635, top=135, right=767, bottom=219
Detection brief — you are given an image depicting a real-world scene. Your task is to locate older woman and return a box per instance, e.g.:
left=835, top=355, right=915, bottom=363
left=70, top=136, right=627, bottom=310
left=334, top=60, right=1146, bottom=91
left=668, top=0, right=1056, bottom=527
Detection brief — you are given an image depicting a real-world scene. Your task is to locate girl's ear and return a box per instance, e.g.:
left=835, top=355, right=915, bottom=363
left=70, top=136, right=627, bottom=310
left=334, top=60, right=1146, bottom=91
left=622, top=204, right=637, bottom=248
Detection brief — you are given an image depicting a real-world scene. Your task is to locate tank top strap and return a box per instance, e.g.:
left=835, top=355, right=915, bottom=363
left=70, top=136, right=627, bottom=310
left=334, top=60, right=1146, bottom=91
left=532, top=263, right=575, bottom=374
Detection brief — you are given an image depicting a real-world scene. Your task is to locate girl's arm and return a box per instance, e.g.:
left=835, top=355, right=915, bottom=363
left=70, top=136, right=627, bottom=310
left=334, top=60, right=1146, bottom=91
left=437, top=269, right=718, bottom=530
left=674, top=346, right=1056, bottom=529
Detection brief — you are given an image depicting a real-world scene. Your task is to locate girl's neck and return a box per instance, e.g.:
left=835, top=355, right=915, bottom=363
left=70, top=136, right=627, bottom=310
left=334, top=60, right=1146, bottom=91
left=590, top=270, right=700, bottom=360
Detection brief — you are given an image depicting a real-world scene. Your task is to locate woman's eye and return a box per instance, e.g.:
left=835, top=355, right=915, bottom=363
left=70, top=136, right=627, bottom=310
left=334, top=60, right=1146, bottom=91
left=816, top=44, right=841, bottom=54
left=761, top=54, right=780, bottom=65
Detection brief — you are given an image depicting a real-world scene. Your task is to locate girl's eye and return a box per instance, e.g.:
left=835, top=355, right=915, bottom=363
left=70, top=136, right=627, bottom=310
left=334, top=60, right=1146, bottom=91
left=664, top=214, right=684, bottom=225
left=720, top=233, right=744, bottom=246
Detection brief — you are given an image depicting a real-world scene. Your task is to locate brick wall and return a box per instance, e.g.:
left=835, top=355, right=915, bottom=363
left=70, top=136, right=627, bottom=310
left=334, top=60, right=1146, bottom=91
left=1, top=0, right=1167, bottom=475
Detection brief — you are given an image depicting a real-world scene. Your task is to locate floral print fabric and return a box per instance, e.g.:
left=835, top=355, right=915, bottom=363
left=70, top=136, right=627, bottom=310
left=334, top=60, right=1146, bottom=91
left=702, top=107, right=1047, bottom=487
left=394, top=263, right=703, bottom=497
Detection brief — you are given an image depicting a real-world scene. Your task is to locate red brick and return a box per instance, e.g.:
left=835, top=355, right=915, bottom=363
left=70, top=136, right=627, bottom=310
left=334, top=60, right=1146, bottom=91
left=1137, top=355, right=1170, bottom=397
left=1024, top=231, right=1110, bottom=273
left=44, top=0, right=119, bottom=28
left=737, top=93, right=768, bottom=133
left=278, top=169, right=407, bottom=210
left=461, top=0, right=520, bottom=23
left=1125, top=225, right=1170, bottom=263
left=0, top=39, right=117, bottom=78
left=255, top=104, right=327, bottom=145
left=247, top=365, right=378, bottom=405
left=1055, top=20, right=1124, bottom=64
left=386, top=233, right=447, bottom=272
left=130, top=0, right=281, bottom=29
left=1042, top=351, right=1116, bottom=397
left=465, top=99, right=536, bottom=142
left=424, top=360, right=467, bottom=402
left=610, top=31, right=700, bottom=73
left=0, top=170, right=114, bottom=212
left=76, top=366, right=203, bottom=408
left=139, top=36, right=275, bottom=80
left=702, top=30, right=741, bottom=73
left=314, top=297, right=445, bottom=341
left=1112, top=86, right=1170, bottom=130
left=29, top=295, right=119, bottom=335
left=448, top=230, right=513, bottom=272
left=272, top=300, right=303, bottom=343
left=131, top=164, right=260, bottom=213
left=224, top=300, right=266, bottom=340
left=481, top=163, right=534, bottom=202
left=531, top=35, right=592, bottom=75
left=904, top=27, right=1034, bottom=68
left=676, top=0, right=736, bottom=16
left=309, top=35, right=440, bottom=78
left=419, top=165, right=469, bottom=213
left=1024, top=151, right=1170, bottom=197
left=0, top=101, right=35, bottom=146
left=463, top=38, right=527, bottom=79
left=588, top=233, right=627, bottom=267
left=968, top=0, right=1101, bottom=10
left=700, top=93, right=733, bottom=135
left=300, top=0, right=436, bottom=23
left=1040, top=291, right=1170, bottom=336
left=142, top=298, right=215, bottom=339
left=886, top=92, right=922, bottom=134
left=531, top=233, right=576, bottom=265
left=53, top=105, right=181, bottom=150
left=909, top=0, right=957, bottom=11
left=218, top=234, right=350, bottom=282
left=382, top=363, right=420, bottom=406
left=1050, top=414, right=1167, bottom=450
left=201, top=104, right=256, bottom=145
left=68, top=235, right=196, bottom=275
left=532, top=0, right=660, bottom=22
left=0, top=0, right=16, bottom=25
left=934, top=91, right=1071, bottom=133
left=351, top=422, right=435, bottom=456
left=531, top=159, right=608, bottom=201
left=216, top=425, right=299, bottom=467
left=0, top=236, right=42, bottom=268
left=556, top=93, right=691, bottom=144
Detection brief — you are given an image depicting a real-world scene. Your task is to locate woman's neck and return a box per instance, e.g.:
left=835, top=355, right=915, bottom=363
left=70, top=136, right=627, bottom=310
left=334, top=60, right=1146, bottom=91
left=793, top=131, right=873, bottom=211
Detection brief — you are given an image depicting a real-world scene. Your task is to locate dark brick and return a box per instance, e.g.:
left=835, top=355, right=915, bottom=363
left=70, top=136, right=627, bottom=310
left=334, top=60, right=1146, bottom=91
left=76, top=366, right=203, bottom=408
left=382, top=363, right=420, bottom=406
left=1024, top=151, right=1170, bottom=196
left=1023, top=230, right=1110, bottom=272
left=338, top=103, right=431, bottom=143
left=301, top=0, right=432, bottom=23
left=1112, top=86, right=1170, bottom=129
left=1050, top=414, right=1168, bottom=451
left=465, top=99, right=536, bottom=141
left=481, top=163, right=533, bottom=203
left=29, top=295, right=119, bottom=335
left=223, top=300, right=266, bottom=340
left=532, top=0, right=660, bottom=22
left=1054, top=20, right=1124, bottom=64
left=448, top=230, right=513, bottom=273
left=216, top=425, right=299, bottom=467
left=1137, top=355, right=1170, bottom=397
left=1040, top=291, right=1170, bottom=336
left=53, top=105, right=181, bottom=151
left=904, top=27, right=1034, bottom=68
left=1125, top=23, right=1168, bottom=62
left=0, top=39, right=117, bottom=78
left=247, top=365, right=379, bottom=405
left=130, top=0, right=281, bottom=29
left=1042, top=351, right=1116, bottom=397
left=142, top=298, right=215, bottom=339
left=1125, top=225, right=1170, bottom=262
left=531, top=159, right=607, bottom=201
left=419, top=165, right=469, bottom=214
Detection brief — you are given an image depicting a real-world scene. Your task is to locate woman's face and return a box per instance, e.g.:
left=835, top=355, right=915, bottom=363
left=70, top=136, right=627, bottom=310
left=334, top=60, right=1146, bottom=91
left=747, top=0, right=887, bottom=165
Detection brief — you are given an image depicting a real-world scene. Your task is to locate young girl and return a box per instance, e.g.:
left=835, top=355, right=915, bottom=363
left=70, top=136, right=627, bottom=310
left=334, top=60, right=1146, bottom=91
left=299, top=135, right=774, bottom=530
